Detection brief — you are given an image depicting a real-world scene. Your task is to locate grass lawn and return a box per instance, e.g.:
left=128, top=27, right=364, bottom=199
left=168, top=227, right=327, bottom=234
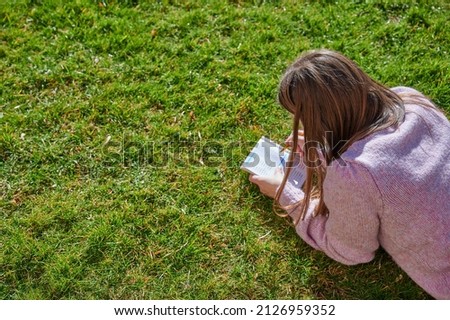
left=1, top=0, right=449, bottom=299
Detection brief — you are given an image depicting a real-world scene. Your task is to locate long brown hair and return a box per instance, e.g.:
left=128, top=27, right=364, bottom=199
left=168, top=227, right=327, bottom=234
left=275, top=49, right=405, bottom=223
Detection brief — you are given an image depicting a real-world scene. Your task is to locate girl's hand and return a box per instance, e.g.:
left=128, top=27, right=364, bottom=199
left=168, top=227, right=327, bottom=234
left=249, top=168, right=284, bottom=199
left=285, top=130, right=305, bottom=156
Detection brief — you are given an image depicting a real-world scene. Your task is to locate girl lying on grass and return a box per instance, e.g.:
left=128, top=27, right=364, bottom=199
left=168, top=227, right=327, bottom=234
left=249, top=49, right=450, bottom=299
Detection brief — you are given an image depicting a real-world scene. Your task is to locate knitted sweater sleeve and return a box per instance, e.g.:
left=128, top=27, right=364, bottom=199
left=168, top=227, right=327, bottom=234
left=279, top=162, right=383, bottom=265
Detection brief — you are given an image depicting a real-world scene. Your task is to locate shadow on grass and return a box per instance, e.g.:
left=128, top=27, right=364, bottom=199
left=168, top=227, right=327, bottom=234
left=305, top=250, right=432, bottom=300
left=251, top=193, right=432, bottom=300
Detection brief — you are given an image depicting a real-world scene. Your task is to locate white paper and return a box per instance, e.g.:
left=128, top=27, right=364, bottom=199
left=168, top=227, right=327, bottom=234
left=241, top=136, right=307, bottom=187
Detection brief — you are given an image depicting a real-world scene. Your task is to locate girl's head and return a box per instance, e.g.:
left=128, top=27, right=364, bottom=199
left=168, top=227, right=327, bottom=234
left=276, top=49, right=405, bottom=221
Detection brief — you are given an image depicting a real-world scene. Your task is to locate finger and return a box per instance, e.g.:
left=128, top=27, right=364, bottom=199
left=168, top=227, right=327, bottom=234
left=284, top=135, right=293, bottom=144
left=249, top=174, right=259, bottom=183
left=285, top=130, right=305, bottom=144
left=284, top=139, right=294, bottom=148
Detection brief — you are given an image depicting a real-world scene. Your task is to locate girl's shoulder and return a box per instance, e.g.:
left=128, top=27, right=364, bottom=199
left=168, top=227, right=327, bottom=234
left=391, top=86, right=437, bottom=112
left=390, top=86, right=423, bottom=96
left=338, top=91, right=450, bottom=172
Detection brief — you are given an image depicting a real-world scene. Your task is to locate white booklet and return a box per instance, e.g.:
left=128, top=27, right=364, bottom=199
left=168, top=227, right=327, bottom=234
left=241, top=136, right=307, bottom=187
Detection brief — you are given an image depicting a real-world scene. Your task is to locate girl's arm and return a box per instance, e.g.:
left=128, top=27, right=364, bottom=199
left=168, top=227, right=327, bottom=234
left=281, top=161, right=382, bottom=265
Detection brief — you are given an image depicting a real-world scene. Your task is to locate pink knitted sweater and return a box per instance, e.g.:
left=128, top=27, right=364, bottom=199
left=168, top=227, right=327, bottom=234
left=279, top=87, right=450, bottom=299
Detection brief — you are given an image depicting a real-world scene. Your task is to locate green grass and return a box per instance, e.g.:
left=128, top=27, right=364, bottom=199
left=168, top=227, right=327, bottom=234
left=1, top=0, right=449, bottom=299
